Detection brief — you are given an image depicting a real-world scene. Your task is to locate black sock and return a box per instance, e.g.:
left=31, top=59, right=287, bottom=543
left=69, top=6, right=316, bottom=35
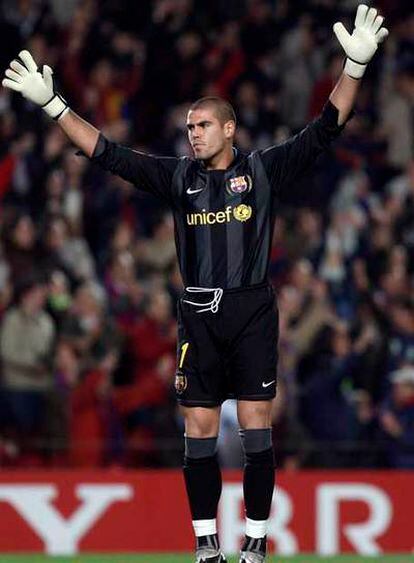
left=183, top=453, right=222, bottom=520
left=243, top=447, right=275, bottom=521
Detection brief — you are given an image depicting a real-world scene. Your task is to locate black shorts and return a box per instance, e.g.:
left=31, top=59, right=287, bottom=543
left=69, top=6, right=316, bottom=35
left=175, top=283, right=278, bottom=407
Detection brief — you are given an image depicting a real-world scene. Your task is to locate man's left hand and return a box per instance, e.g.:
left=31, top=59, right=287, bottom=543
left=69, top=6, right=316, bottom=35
left=334, top=4, right=389, bottom=79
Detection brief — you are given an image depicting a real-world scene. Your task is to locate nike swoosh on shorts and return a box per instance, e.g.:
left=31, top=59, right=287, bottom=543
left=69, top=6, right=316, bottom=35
left=262, top=380, right=275, bottom=388
left=186, top=187, right=204, bottom=194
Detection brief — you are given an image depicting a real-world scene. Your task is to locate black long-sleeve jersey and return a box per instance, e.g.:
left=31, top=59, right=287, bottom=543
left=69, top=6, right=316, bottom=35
left=92, top=101, right=346, bottom=289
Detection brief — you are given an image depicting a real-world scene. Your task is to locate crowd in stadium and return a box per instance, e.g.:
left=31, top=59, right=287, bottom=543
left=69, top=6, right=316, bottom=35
left=0, top=0, right=413, bottom=469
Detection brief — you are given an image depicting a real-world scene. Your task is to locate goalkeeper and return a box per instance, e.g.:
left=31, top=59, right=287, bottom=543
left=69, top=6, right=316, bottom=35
left=2, top=5, right=388, bottom=563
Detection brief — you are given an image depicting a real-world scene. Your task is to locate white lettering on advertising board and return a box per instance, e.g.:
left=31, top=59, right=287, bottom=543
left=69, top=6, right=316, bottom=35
left=220, top=482, right=393, bottom=555
left=0, top=484, right=133, bottom=555
left=316, top=484, right=392, bottom=555
left=0, top=481, right=394, bottom=555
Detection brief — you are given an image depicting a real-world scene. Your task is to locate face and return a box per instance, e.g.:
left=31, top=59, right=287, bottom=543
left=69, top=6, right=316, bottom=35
left=13, top=216, right=35, bottom=249
left=22, top=285, right=47, bottom=312
left=393, top=381, right=414, bottom=405
left=332, top=327, right=351, bottom=357
left=47, top=219, right=68, bottom=249
left=186, top=107, right=234, bottom=163
left=74, top=285, right=100, bottom=316
left=291, top=259, right=313, bottom=290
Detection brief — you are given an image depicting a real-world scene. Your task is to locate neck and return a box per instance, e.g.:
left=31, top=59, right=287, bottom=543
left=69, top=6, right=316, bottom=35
left=203, top=146, right=234, bottom=171
left=21, top=304, right=38, bottom=316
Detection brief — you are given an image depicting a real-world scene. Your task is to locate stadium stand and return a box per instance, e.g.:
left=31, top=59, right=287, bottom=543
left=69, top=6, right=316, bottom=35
left=0, top=0, right=413, bottom=469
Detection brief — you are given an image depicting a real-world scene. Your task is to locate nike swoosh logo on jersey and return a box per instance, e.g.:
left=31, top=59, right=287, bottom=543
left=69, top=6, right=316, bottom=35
left=186, top=186, right=204, bottom=195
left=262, top=380, right=275, bottom=388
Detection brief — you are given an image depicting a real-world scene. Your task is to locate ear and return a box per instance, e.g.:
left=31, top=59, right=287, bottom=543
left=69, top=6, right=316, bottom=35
left=224, top=120, right=235, bottom=139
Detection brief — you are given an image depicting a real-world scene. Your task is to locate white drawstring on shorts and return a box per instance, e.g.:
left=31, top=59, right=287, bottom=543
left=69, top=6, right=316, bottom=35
left=182, top=287, right=224, bottom=313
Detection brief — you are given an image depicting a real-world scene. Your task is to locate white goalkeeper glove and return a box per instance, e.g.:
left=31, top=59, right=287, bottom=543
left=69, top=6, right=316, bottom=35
left=334, top=4, right=389, bottom=79
left=1, top=50, right=69, bottom=120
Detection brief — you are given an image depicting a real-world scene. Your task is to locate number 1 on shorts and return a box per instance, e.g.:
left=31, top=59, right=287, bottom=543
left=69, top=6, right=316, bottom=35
left=179, top=342, right=189, bottom=369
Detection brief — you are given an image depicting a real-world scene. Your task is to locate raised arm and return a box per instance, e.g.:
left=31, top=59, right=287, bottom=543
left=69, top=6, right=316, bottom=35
left=260, top=5, right=389, bottom=196
left=329, top=74, right=360, bottom=127
left=330, top=4, right=388, bottom=125
left=2, top=50, right=100, bottom=157
left=2, top=51, right=180, bottom=204
left=58, top=111, right=100, bottom=158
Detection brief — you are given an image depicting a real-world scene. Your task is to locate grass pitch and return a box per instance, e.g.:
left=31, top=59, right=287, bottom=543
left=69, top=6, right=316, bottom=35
left=0, top=555, right=412, bottom=563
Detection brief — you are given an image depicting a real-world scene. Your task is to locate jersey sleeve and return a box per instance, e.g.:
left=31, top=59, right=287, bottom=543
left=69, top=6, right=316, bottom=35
left=90, top=134, right=179, bottom=206
left=259, top=101, right=350, bottom=196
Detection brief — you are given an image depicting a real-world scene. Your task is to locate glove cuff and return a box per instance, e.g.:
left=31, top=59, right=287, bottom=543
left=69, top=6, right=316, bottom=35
left=42, top=93, right=69, bottom=120
left=344, top=58, right=366, bottom=79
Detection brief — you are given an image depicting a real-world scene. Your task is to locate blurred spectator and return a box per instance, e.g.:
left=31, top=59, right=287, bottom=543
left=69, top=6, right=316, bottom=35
left=61, top=281, right=120, bottom=364
left=40, top=214, right=95, bottom=284
left=240, top=0, right=279, bottom=62
left=135, top=213, right=176, bottom=276
left=0, top=276, right=55, bottom=461
left=309, top=51, right=343, bottom=118
left=297, top=322, right=362, bottom=467
left=54, top=340, right=116, bottom=467
left=0, top=245, right=11, bottom=319
left=113, top=289, right=176, bottom=465
left=352, top=390, right=383, bottom=467
left=385, top=298, right=414, bottom=381
left=104, top=250, right=145, bottom=329
left=204, top=21, right=245, bottom=99
left=380, top=366, right=414, bottom=468
left=69, top=348, right=117, bottom=467
left=380, top=67, right=414, bottom=169
left=279, top=15, right=323, bottom=129
left=46, top=269, right=72, bottom=329
left=2, top=213, right=38, bottom=284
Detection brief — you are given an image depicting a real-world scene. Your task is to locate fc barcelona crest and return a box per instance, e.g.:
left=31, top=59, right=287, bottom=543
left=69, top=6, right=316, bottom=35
left=175, top=371, right=187, bottom=394
left=226, top=174, right=253, bottom=195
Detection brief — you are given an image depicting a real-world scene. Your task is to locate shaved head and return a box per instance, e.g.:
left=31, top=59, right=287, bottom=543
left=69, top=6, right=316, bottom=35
left=189, top=96, right=237, bottom=126
left=186, top=96, right=237, bottom=168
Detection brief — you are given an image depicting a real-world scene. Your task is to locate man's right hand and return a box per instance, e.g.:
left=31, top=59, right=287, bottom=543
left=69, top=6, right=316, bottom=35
left=2, top=50, right=69, bottom=120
